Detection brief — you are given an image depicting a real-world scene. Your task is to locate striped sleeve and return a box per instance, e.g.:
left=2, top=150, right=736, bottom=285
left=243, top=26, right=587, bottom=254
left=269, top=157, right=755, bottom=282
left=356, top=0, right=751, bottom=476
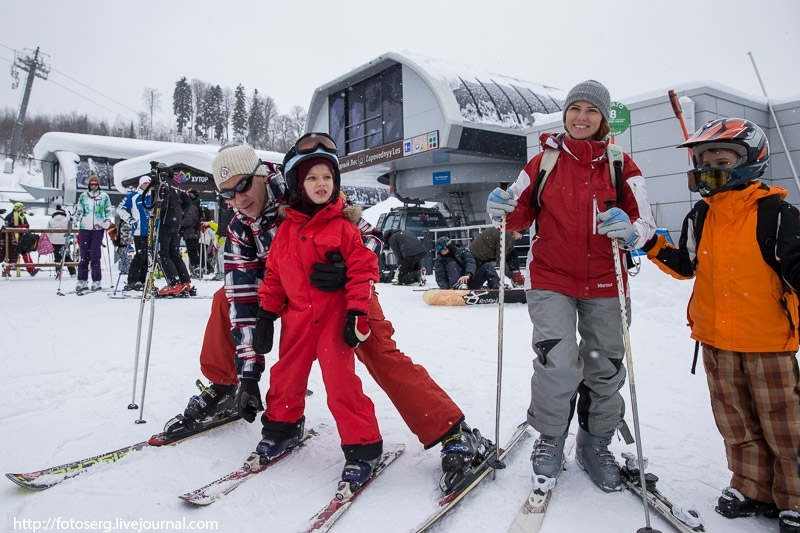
left=223, top=215, right=278, bottom=381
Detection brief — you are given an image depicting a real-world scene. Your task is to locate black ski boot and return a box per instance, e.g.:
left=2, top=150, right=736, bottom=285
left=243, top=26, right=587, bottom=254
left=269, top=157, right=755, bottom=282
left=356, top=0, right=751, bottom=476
left=780, top=510, right=800, bottom=533
left=715, top=487, right=779, bottom=518
left=163, top=381, right=237, bottom=437
left=256, top=416, right=306, bottom=460
left=337, top=456, right=382, bottom=500
left=439, top=422, right=494, bottom=493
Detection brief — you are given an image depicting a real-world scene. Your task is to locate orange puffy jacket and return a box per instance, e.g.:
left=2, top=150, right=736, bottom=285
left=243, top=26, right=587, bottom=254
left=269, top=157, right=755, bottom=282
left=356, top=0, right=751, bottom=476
left=645, top=183, right=799, bottom=352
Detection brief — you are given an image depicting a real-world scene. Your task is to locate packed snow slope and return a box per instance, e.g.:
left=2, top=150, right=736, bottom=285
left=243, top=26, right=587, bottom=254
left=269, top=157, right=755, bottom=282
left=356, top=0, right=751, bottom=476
left=1, top=260, right=778, bottom=532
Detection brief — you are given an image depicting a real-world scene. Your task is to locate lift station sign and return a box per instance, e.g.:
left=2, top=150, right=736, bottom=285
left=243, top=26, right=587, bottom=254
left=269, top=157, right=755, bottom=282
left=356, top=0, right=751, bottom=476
left=338, top=130, right=439, bottom=173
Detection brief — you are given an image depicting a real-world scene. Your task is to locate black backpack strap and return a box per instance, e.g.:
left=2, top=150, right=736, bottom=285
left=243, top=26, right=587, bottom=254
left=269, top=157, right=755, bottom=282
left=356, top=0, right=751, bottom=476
left=756, top=192, right=796, bottom=332
left=614, top=159, right=623, bottom=204
left=756, top=194, right=781, bottom=276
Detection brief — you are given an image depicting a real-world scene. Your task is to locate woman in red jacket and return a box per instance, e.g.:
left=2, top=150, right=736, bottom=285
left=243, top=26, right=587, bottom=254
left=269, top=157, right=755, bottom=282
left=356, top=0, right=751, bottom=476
left=253, top=145, right=382, bottom=498
left=487, top=80, right=656, bottom=493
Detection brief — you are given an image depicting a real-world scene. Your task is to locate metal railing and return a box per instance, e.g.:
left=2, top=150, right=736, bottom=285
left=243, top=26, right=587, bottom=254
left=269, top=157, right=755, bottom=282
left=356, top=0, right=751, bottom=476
left=1, top=228, right=80, bottom=269
left=419, top=223, right=529, bottom=273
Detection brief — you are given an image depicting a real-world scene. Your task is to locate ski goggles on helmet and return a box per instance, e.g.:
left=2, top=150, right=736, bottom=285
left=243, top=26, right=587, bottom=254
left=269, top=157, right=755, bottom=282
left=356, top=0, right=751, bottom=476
left=218, top=160, right=262, bottom=200
left=686, top=167, right=740, bottom=194
left=294, top=132, right=338, bottom=155
left=435, top=240, right=451, bottom=253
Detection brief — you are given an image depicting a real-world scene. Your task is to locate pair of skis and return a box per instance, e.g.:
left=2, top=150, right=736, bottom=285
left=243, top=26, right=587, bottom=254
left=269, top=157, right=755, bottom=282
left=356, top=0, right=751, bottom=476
left=507, top=441, right=705, bottom=533
left=178, top=427, right=406, bottom=533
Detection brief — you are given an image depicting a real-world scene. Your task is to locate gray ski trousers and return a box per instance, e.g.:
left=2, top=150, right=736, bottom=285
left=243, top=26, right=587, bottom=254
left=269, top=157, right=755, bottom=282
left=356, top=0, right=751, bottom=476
left=526, top=289, right=628, bottom=437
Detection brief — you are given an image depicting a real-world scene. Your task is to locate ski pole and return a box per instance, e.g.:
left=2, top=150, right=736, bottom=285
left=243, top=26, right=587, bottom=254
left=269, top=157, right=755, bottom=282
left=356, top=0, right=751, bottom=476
left=129, top=172, right=161, bottom=411
left=603, top=201, right=659, bottom=533
left=56, top=213, right=74, bottom=296
left=748, top=52, right=800, bottom=197
left=133, top=179, right=166, bottom=423
left=490, top=182, right=511, bottom=478
left=667, top=90, right=690, bottom=141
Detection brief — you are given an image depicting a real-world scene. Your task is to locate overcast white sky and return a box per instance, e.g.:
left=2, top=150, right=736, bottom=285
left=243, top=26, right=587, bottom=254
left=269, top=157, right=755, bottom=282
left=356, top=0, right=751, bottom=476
left=1, top=0, right=798, bottom=129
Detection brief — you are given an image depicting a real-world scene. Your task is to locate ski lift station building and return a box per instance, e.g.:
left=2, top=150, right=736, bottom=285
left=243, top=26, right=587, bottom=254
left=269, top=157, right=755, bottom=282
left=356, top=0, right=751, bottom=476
left=305, top=51, right=800, bottom=240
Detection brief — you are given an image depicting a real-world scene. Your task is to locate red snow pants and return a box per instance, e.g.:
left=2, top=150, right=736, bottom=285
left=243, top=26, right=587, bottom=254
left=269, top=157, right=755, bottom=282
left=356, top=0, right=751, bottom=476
left=199, top=287, right=464, bottom=448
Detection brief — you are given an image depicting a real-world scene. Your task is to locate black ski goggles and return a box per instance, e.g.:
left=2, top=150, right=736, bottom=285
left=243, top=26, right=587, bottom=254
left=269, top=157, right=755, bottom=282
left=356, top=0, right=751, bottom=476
left=295, top=132, right=338, bottom=155
left=687, top=168, right=739, bottom=193
left=218, top=161, right=262, bottom=200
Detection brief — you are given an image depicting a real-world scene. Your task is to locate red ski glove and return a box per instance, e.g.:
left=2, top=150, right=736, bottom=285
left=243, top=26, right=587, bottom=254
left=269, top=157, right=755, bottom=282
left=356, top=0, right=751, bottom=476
left=343, top=310, right=370, bottom=348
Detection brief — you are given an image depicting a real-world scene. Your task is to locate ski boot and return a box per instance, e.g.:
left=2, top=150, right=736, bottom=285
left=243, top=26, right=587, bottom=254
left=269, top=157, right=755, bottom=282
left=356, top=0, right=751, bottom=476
left=183, top=282, right=197, bottom=296
left=439, top=422, right=493, bottom=493
left=75, top=280, right=88, bottom=292
left=715, top=487, right=779, bottom=518
left=91, top=281, right=102, bottom=291
left=30, top=268, right=41, bottom=277
left=337, top=456, right=382, bottom=501
left=780, top=510, right=800, bottom=533
left=418, top=267, right=427, bottom=287
left=157, top=283, right=184, bottom=297
left=162, top=380, right=237, bottom=438
left=530, top=431, right=568, bottom=491
left=575, top=428, right=622, bottom=492
left=255, top=416, right=305, bottom=460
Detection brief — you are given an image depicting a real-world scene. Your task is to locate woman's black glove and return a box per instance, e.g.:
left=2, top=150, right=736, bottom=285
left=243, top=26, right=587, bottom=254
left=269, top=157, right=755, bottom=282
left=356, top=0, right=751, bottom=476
left=253, top=308, right=278, bottom=354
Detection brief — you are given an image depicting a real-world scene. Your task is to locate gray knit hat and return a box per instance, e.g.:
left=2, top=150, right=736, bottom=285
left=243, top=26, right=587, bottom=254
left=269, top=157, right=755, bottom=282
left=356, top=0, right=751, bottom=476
left=563, top=80, right=611, bottom=123
left=212, top=145, right=268, bottom=189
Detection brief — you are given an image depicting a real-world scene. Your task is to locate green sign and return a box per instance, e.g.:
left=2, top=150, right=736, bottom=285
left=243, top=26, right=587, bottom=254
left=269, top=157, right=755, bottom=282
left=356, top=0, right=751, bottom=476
left=608, top=101, right=631, bottom=136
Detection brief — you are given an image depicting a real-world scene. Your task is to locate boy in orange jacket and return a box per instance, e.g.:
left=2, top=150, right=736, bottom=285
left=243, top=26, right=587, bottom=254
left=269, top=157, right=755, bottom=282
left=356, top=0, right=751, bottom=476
left=641, top=118, right=800, bottom=533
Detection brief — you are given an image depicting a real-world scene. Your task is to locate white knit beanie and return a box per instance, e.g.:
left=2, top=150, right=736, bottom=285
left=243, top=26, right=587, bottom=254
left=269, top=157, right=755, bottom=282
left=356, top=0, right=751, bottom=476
left=212, top=145, right=267, bottom=189
left=563, top=80, right=611, bottom=123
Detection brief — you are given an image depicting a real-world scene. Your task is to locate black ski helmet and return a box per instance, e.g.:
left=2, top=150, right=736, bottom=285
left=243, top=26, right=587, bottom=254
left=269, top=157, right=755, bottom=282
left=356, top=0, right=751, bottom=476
left=281, top=132, right=341, bottom=204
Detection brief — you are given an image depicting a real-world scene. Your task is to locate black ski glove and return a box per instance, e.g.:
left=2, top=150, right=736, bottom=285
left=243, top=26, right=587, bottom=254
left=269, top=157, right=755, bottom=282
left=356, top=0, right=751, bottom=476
left=236, top=378, right=263, bottom=423
left=252, top=308, right=278, bottom=354
left=343, top=310, right=371, bottom=348
left=310, top=252, right=346, bottom=292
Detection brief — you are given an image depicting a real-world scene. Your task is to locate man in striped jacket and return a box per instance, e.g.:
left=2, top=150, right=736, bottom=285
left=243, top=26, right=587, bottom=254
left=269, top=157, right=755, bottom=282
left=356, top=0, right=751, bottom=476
left=165, top=141, right=491, bottom=492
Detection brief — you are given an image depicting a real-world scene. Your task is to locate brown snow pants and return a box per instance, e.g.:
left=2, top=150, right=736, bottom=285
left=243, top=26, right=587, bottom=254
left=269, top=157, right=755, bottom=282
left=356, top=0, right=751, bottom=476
left=702, top=344, right=800, bottom=511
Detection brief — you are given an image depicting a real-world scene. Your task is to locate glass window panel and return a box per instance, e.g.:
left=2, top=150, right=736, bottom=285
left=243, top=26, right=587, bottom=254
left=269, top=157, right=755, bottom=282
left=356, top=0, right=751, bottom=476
left=347, top=84, right=366, bottom=153
left=383, top=65, right=403, bottom=142
left=328, top=93, right=346, bottom=156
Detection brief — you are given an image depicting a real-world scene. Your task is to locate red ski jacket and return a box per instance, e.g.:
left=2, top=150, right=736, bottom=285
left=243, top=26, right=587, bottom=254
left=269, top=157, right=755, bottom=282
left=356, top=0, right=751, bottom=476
left=505, top=133, right=655, bottom=299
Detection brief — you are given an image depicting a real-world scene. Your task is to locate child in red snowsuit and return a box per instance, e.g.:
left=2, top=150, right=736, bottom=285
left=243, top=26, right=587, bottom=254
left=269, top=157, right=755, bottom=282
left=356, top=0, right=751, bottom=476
left=254, top=151, right=382, bottom=493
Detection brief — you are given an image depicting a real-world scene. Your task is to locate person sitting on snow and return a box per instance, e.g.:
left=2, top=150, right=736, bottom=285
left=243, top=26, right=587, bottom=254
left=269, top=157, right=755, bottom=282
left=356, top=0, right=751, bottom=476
left=434, top=236, right=499, bottom=290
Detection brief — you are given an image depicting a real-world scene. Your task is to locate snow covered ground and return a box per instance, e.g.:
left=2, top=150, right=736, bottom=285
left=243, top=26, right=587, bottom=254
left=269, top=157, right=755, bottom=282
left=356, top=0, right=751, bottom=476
left=0, top=256, right=779, bottom=532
